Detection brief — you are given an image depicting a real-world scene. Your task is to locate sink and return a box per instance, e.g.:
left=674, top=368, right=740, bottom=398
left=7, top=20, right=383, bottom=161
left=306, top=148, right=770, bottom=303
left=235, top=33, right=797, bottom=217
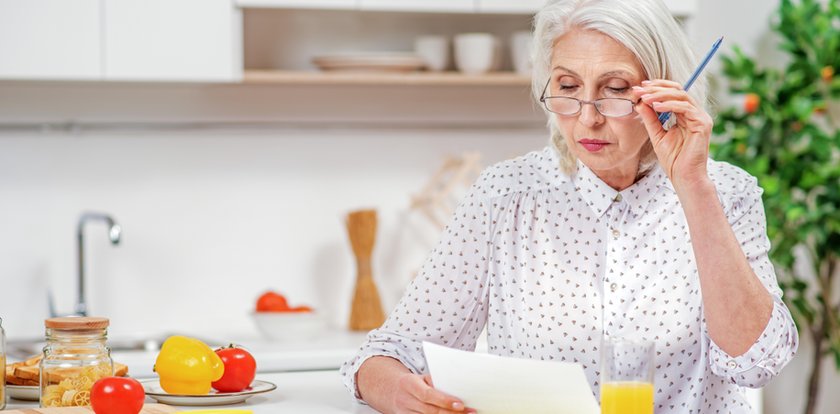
left=7, top=333, right=223, bottom=360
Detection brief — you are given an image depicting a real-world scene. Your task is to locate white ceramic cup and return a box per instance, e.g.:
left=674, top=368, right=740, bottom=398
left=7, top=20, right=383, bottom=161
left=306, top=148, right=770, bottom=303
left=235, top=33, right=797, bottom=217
left=415, top=35, right=449, bottom=72
left=454, top=33, right=498, bottom=75
left=510, top=31, right=533, bottom=75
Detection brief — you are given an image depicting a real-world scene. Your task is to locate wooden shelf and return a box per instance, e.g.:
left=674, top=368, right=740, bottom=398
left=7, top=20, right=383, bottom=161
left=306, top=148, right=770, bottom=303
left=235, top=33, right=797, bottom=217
left=242, top=70, right=531, bottom=86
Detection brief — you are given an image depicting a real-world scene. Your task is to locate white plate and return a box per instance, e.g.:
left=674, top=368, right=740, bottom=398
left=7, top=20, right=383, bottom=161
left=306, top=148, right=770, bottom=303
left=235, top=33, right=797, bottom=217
left=141, top=379, right=276, bottom=406
left=7, top=384, right=40, bottom=401
left=312, top=53, right=425, bottom=72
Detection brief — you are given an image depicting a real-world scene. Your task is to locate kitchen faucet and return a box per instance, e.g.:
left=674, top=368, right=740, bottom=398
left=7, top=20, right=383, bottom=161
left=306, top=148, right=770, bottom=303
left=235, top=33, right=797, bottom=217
left=72, top=212, right=121, bottom=316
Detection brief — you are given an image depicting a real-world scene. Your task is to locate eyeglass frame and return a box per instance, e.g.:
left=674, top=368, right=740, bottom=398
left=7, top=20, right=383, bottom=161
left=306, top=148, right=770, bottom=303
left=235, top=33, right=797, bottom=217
left=538, top=78, right=641, bottom=118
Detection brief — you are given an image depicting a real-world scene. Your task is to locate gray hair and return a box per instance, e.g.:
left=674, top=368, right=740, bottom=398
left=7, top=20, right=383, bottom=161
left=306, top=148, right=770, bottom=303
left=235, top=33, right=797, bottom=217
left=531, top=0, right=707, bottom=175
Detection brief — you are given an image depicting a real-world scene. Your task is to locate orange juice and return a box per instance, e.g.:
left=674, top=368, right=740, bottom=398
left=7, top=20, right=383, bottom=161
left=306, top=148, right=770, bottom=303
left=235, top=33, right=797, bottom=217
left=600, top=381, right=654, bottom=414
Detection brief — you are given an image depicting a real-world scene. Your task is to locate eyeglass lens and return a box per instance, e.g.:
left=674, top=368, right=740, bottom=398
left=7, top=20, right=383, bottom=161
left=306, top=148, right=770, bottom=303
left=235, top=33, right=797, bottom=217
left=543, top=97, right=635, bottom=117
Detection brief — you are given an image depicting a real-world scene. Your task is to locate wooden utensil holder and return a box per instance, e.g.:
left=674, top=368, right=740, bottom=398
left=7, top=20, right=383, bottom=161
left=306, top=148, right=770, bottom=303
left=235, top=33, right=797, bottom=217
left=346, top=209, right=386, bottom=331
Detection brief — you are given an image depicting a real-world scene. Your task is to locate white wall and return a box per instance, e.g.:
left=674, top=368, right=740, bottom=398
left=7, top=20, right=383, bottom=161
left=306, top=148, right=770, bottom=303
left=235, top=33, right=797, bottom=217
left=0, top=127, right=544, bottom=340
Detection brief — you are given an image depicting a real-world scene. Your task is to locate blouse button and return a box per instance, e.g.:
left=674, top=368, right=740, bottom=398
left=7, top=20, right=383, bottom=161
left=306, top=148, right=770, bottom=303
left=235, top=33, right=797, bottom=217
left=726, top=360, right=738, bottom=370
left=610, top=283, right=618, bottom=292
left=614, top=194, right=623, bottom=202
left=611, top=229, right=620, bottom=238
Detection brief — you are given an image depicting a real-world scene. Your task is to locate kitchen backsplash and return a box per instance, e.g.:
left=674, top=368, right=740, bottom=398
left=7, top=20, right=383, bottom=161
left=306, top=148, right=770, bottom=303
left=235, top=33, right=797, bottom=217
left=0, top=127, right=544, bottom=339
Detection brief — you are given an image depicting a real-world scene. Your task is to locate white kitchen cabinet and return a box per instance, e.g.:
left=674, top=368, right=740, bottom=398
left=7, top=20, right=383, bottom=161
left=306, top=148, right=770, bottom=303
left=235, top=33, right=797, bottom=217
left=478, top=0, right=545, bottom=14
left=237, top=0, right=476, bottom=13
left=359, top=0, right=476, bottom=13
left=104, top=0, right=242, bottom=82
left=236, top=0, right=358, bottom=9
left=0, top=0, right=102, bottom=80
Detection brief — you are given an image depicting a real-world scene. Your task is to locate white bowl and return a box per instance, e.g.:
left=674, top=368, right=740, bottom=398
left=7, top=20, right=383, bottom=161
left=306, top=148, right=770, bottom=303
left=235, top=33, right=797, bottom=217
left=250, top=311, right=328, bottom=341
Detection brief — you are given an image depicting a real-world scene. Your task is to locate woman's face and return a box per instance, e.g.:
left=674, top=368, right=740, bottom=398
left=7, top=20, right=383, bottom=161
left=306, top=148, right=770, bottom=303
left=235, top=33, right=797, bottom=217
left=548, top=29, right=649, bottom=183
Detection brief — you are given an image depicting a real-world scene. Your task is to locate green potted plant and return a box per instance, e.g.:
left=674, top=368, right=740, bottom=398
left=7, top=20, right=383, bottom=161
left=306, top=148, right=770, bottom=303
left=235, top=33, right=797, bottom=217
left=712, top=1, right=840, bottom=413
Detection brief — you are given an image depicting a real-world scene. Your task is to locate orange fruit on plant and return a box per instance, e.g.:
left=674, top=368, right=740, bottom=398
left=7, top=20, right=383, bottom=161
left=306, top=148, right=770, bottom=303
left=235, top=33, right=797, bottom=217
left=821, top=66, right=834, bottom=82
left=744, top=93, right=760, bottom=114
left=814, top=102, right=827, bottom=115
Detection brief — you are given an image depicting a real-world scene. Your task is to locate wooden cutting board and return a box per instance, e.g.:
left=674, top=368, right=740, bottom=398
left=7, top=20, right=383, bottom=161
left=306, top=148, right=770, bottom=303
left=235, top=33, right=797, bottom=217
left=1, top=404, right=178, bottom=413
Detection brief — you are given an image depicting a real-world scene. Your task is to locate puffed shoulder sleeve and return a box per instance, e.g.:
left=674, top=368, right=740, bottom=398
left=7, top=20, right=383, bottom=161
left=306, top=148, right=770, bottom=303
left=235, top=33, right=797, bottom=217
left=340, top=178, right=495, bottom=401
left=706, top=174, right=799, bottom=387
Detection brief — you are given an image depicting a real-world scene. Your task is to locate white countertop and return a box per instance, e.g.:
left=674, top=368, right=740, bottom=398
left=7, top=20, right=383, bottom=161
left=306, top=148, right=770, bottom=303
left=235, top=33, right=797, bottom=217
left=4, top=329, right=376, bottom=412
left=5, top=370, right=379, bottom=414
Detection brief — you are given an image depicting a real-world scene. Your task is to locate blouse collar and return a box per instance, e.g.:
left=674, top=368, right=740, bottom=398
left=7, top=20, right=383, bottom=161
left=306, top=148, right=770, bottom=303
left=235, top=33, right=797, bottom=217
left=573, top=159, right=674, bottom=218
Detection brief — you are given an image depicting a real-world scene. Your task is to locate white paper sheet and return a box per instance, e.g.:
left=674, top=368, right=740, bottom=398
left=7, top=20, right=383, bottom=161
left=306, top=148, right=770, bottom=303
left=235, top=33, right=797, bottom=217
left=423, top=341, right=600, bottom=414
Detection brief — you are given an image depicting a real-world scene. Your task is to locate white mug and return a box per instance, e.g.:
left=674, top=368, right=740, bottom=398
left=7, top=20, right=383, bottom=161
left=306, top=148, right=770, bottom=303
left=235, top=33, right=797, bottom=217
left=510, top=31, right=533, bottom=75
left=454, top=33, right=498, bottom=75
left=415, top=35, right=449, bottom=72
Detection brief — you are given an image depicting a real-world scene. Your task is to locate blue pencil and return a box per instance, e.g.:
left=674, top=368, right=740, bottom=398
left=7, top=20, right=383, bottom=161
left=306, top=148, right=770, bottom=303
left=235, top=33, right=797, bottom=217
left=658, top=36, right=724, bottom=125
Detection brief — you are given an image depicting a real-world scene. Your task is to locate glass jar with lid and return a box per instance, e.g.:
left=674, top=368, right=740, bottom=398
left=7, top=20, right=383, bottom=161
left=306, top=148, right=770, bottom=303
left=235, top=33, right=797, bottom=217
left=39, top=317, right=113, bottom=408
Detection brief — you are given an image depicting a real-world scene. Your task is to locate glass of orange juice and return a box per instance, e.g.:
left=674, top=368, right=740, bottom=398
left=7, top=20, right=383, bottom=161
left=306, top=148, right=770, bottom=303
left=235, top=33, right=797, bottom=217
left=600, top=337, right=655, bottom=414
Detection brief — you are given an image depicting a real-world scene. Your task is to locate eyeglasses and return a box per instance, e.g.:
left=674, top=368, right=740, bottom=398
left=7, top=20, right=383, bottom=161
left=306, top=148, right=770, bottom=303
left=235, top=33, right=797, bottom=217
left=539, top=79, right=640, bottom=118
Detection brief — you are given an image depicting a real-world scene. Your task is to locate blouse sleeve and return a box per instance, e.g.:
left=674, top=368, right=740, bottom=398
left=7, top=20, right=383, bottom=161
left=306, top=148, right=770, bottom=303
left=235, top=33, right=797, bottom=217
left=706, top=178, right=799, bottom=387
left=339, top=183, right=495, bottom=401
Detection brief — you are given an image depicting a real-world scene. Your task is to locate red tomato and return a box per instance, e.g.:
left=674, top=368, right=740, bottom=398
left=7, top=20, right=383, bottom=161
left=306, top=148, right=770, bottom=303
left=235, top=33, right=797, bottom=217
left=211, top=346, right=257, bottom=393
left=256, top=291, right=289, bottom=312
left=91, top=377, right=145, bottom=414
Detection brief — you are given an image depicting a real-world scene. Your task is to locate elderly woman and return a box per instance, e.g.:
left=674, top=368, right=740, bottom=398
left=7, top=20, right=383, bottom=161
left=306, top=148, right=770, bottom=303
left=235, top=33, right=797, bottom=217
left=340, top=0, right=798, bottom=412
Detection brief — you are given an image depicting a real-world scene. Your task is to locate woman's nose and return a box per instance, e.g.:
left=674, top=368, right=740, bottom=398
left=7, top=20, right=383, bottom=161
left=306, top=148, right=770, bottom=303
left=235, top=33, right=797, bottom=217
left=578, top=102, right=605, bottom=128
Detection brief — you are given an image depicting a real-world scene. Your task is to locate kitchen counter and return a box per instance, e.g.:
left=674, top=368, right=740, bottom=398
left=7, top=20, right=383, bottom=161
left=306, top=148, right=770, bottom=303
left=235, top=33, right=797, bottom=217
left=111, top=330, right=370, bottom=378
left=4, top=329, right=378, bottom=412
left=4, top=370, right=380, bottom=413
left=2, top=357, right=764, bottom=413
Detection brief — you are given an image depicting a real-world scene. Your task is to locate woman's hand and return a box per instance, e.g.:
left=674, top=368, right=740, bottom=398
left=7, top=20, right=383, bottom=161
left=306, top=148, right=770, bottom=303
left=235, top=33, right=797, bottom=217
left=632, top=80, right=714, bottom=191
left=357, top=356, right=475, bottom=414
left=392, top=373, right=476, bottom=414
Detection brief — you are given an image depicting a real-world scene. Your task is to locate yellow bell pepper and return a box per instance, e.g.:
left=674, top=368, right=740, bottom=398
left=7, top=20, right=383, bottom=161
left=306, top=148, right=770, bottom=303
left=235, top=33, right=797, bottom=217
left=154, top=335, right=224, bottom=395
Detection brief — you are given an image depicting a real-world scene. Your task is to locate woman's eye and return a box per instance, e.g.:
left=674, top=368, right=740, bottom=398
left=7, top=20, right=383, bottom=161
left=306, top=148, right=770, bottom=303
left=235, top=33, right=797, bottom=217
left=559, top=84, right=579, bottom=90
left=607, top=87, right=629, bottom=94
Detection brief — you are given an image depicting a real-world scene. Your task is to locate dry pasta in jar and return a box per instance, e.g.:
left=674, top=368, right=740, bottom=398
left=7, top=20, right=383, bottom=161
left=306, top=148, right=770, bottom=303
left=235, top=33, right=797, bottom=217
left=39, top=317, right=113, bottom=408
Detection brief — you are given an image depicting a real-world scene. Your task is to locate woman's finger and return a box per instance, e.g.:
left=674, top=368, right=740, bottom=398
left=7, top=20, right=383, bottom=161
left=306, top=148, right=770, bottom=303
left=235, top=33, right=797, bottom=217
left=651, top=100, right=706, bottom=124
left=639, top=88, right=698, bottom=107
left=406, top=375, right=467, bottom=412
left=642, top=78, right=683, bottom=89
left=406, top=399, right=476, bottom=414
left=635, top=101, right=667, bottom=145
left=403, top=400, right=469, bottom=414
left=396, top=386, right=467, bottom=414
left=419, top=406, right=475, bottom=414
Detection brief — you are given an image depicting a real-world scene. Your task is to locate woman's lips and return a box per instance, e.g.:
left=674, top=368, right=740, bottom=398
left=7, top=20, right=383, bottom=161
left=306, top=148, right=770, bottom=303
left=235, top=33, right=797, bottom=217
left=578, top=139, right=610, bottom=152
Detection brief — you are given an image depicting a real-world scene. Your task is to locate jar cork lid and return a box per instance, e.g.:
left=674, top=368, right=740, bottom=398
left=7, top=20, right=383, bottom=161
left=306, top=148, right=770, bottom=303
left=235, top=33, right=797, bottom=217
left=45, top=317, right=109, bottom=330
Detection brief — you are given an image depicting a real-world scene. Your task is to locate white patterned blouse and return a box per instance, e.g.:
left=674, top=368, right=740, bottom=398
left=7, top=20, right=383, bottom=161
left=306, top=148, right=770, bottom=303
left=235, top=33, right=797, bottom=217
left=341, top=147, right=798, bottom=413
